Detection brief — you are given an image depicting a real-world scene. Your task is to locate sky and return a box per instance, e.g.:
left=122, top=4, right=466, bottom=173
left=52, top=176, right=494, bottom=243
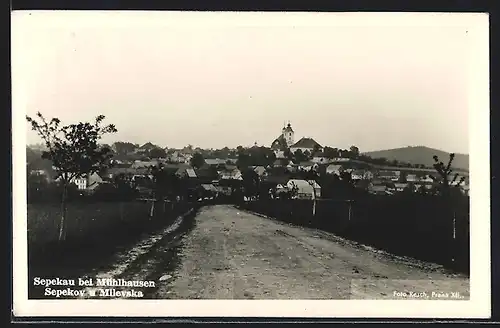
left=12, top=11, right=488, bottom=154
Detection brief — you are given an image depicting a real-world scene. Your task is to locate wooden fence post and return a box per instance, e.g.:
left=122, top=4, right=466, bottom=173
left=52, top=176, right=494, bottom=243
left=149, top=200, right=155, bottom=219
left=348, top=200, right=352, bottom=221
left=120, top=202, right=124, bottom=221
left=452, top=210, right=456, bottom=264
left=453, top=211, right=456, bottom=240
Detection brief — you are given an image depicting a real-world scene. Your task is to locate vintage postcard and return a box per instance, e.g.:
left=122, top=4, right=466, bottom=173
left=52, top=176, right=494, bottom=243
left=12, top=11, right=490, bottom=318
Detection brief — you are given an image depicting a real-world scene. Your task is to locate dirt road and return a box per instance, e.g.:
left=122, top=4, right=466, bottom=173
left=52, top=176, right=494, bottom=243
left=154, top=205, right=469, bottom=300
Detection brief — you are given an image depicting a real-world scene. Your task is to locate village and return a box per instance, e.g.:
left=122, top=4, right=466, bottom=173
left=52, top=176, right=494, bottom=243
left=27, top=122, right=470, bottom=202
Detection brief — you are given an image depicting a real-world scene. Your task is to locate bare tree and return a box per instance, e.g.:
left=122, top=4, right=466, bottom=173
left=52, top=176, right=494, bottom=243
left=431, top=153, right=466, bottom=195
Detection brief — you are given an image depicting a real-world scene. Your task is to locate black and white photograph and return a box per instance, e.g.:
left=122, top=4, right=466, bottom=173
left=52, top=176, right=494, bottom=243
left=12, top=11, right=490, bottom=318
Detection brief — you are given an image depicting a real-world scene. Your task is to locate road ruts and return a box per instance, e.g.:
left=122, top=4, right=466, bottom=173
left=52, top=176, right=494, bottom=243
left=154, top=205, right=470, bottom=300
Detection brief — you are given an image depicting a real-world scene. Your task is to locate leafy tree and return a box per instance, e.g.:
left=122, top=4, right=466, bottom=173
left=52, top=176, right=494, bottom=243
left=323, top=147, right=338, bottom=159
left=236, top=151, right=251, bottom=170
left=112, top=141, right=136, bottom=154
left=149, top=147, right=167, bottom=159
left=190, top=152, right=205, bottom=169
left=26, top=112, right=117, bottom=241
left=402, top=182, right=416, bottom=194
left=284, top=148, right=293, bottom=161
left=276, top=136, right=289, bottom=152
left=313, top=143, right=322, bottom=155
left=339, top=170, right=353, bottom=184
left=418, top=184, right=429, bottom=195
left=349, top=146, right=360, bottom=158
left=241, top=168, right=260, bottom=199
left=293, top=149, right=309, bottom=163
left=281, top=181, right=299, bottom=200
left=27, top=170, right=50, bottom=202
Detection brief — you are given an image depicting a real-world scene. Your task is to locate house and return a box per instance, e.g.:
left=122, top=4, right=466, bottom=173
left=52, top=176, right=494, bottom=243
left=286, top=179, right=321, bottom=199
left=274, top=150, right=286, bottom=159
left=134, top=142, right=158, bottom=156
left=286, top=163, right=298, bottom=173
left=351, top=170, right=365, bottom=181
left=377, top=170, right=400, bottom=181
left=176, top=167, right=197, bottom=179
left=106, top=167, right=137, bottom=179
left=197, top=184, right=218, bottom=199
left=254, top=166, right=267, bottom=177
left=298, top=161, right=314, bottom=172
left=462, top=184, right=470, bottom=196
left=311, top=156, right=332, bottom=164
left=217, top=179, right=243, bottom=195
left=363, top=170, right=375, bottom=180
left=180, top=146, right=195, bottom=155
left=200, top=183, right=217, bottom=192
left=138, top=142, right=158, bottom=152
left=182, top=154, right=193, bottom=164
left=326, top=164, right=343, bottom=175
left=131, top=167, right=154, bottom=182
left=131, top=160, right=160, bottom=169
left=194, top=166, right=219, bottom=184
left=331, top=157, right=350, bottom=163
left=394, top=183, right=408, bottom=192
left=224, top=164, right=238, bottom=171
left=368, top=183, right=393, bottom=195
left=415, top=182, right=434, bottom=191
left=205, top=158, right=227, bottom=166
left=29, top=169, right=53, bottom=182
left=167, top=151, right=187, bottom=163
left=273, top=159, right=287, bottom=167
left=289, top=137, right=322, bottom=154
left=72, top=172, right=106, bottom=192
left=219, top=168, right=243, bottom=180
left=419, top=175, right=435, bottom=183
left=307, top=180, right=321, bottom=198
left=261, top=175, right=291, bottom=191
left=406, top=174, right=418, bottom=182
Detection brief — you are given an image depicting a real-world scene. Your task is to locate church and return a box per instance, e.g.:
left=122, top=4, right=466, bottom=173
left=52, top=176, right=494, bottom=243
left=270, top=122, right=323, bottom=155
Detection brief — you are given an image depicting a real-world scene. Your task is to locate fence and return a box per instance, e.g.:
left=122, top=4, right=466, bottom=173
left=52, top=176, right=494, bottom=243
left=239, top=194, right=470, bottom=273
left=28, top=199, right=199, bottom=278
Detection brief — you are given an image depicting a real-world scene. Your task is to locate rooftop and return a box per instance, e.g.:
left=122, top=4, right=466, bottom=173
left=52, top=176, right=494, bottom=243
left=291, top=137, right=322, bottom=149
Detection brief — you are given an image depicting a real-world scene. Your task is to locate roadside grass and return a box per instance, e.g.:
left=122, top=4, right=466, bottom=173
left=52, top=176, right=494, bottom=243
left=27, top=200, right=196, bottom=298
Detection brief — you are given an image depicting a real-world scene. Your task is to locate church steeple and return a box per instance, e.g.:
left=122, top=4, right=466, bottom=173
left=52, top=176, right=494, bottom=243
left=282, top=121, right=294, bottom=147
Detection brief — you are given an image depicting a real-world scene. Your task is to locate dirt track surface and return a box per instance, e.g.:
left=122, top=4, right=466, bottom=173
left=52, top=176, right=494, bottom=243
left=156, top=205, right=470, bottom=300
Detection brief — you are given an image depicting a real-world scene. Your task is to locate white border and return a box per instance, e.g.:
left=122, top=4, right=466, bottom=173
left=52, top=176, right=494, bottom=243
left=12, top=11, right=490, bottom=318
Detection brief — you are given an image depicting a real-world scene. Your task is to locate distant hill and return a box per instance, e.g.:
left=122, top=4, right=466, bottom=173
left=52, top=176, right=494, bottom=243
left=363, top=146, right=469, bottom=171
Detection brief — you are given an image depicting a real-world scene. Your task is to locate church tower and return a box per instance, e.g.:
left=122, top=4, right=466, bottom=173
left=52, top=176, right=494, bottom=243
left=282, top=121, right=294, bottom=147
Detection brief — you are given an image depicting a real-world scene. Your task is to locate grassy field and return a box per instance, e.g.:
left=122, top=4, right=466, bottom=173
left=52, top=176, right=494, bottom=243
left=27, top=200, right=194, bottom=280
left=27, top=201, right=151, bottom=244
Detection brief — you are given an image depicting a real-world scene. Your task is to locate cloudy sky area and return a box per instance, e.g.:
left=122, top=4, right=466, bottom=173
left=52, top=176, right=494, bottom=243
left=12, top=12, right=482, bottom=154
